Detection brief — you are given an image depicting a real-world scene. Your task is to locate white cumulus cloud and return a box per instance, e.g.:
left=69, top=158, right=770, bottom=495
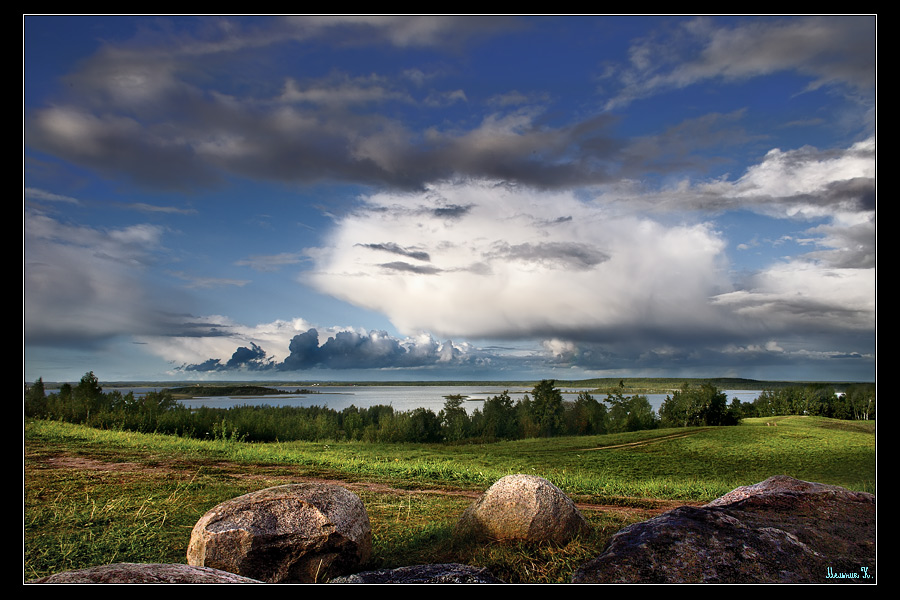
left=309, top=179, right=731, bottom=342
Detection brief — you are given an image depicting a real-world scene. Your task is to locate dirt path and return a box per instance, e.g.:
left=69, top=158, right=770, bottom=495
left=40, top=454, right=695, bottom=516
left=588, top=429, right=711, bottom=450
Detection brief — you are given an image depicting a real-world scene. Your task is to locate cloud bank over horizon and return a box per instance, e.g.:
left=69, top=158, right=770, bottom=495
left=24, top=16, right=875, bottom=382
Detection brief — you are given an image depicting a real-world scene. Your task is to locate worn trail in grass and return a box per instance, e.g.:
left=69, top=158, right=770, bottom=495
left=35, top=451, right=693, bottom=517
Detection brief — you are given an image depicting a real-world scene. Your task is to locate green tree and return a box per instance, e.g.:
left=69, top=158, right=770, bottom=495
left=661, top=383, right=731, bottom=427
left=439, top=394, right=470, bottom=442
left=72, top=371, right=105, bottom=422
left=830, top=392, right=854, bottom=420
left=407, top=407, right=441, bottom=442
left=728, top=397, right=755, bottom=420
left=804, top=385, right=837, bottom=417
left=565, top=391, right=607, bottom=435
left=341, top=405, right=365, bottom=440
left=701, top=384, right=730, bottom=425
left=605, top=392, right=658, bottom=433
left=659, top=388, right=691, bottom=428
left=529, top=380, right=564, bottom=437
left=753, top=385, right=871, bottom=421
left=480, top=390, right=519, bottom=440
left=24, top=377, right=48, bottom=418
left=846, top=384, right=875, bottom=420
left=314, top=411, right=339, bottom=440
left=75, top=371, right=102, bottom=399
left=517, top=394, right=539, bottom=438
left=625, top=394, right=658, bottom=431
left=138, top=390, right=177, bottom=415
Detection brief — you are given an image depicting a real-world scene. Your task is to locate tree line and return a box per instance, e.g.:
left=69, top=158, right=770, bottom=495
left=25, top=372, right=872, bottom=445
left=25, top=373, right=667, bottom=443
left=750, top=383, right=875, bottom=420
left=657, top=382, right=875, bottom=426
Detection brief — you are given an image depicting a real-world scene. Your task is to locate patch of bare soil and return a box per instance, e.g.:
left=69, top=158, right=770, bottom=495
left=45, top=456, right=172, bottom=474
left=41, top=455, right=482, bottom=499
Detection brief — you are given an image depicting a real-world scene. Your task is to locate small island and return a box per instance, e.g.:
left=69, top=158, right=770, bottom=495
left=167, top=385, right=319, bottom=399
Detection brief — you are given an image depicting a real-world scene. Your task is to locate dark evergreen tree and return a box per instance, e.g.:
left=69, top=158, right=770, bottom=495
left=24, top=377, right=47, bottom=417
left=529, top=380, right=564, bottom=437
left=480, top=390, right=519, bottom=439
left=439, top=394, right=470, bottom=442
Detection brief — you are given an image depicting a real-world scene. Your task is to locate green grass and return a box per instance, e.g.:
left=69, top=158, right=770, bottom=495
left=24, top=415, right=875, bottom=582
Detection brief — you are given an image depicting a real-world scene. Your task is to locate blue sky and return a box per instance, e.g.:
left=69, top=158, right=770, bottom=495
left=23, top=15, right=876, bottom=382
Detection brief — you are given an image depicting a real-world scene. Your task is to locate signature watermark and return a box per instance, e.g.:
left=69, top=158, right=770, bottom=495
left=826, top=566, right=872, bottom=580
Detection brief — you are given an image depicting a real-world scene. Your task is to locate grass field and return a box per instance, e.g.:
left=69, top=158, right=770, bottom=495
left=23, top=415, right=875, bottom=583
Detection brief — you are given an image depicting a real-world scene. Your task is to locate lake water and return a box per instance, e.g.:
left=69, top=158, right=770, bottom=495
left=139, top=385, right=763, bottom=415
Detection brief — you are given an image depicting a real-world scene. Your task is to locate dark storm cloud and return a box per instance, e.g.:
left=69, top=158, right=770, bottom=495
left=486, top=241, right=609, bottom=271
left=803, top=217, right=875, bottom=269
left=398, top=113, right=623, bottom=189
left=279, top=328, right=322, bottom=370
left=225, top=343, right=272, bottom=370
left=819, top=178, right=876, bottom=212
left=25, top=14, right=875, bottom=195
left=619, top=110, right=756, bottom=176
left=183, top=328, right=466, bottom=372
left=537, top=328, right=875, bottom=381
left=27, top=104, right=625, bottom=192
left=162, top=318, right=239, bottom=338
left=606, top=16, right=875, bottom=109
left=25, top=109, right=223, bottom=192
left=357, top=242, right=431, bottom=262
left=617, top=137, right=875, bottom=219
left=36, top=17, right=870, bottom=193
left=23, top=16, right=622, bottom=192
left=184, top=343, right=272, bottom=372
left=182, top=358, right=225, bottom=372
left=379, top=261, right=443, bottom=275
left=723, top=175, right=876, bottom=216
left=23, top=210, right=213, bottom=347
left=430, top=204, right=473, bottom=219
left=310, top=329, right=408, bottom=369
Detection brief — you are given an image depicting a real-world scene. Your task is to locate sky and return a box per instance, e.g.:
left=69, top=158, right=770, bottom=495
left=23, top=15, right=876, bottom=383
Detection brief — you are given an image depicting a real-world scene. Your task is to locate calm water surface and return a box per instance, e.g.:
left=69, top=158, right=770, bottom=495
left=146, top=385, right=763, bottom=414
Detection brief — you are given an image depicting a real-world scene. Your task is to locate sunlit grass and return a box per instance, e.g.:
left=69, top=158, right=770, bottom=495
left=24, top=415, right=875, bottom=581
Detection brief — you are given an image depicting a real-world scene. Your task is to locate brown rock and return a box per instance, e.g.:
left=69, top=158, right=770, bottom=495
left=454, top=474, right=590, bottom=544
left=187, top=483, right=372, bottom=583
left=572, top=476, right=875, bottom=583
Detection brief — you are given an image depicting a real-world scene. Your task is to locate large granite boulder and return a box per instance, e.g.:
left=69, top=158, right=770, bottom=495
left=454, top=474, right=590, bottom=544
left=330, top=563, right=504, bottom=583
left=29, top=563, right=262, bottom=583
left=187, top=483, right=372, bottom=583
left=572, top=475, right=875, bottom=583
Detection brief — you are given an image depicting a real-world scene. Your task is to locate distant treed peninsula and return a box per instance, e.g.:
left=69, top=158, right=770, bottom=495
left=166, top=385, right=319, bottom=398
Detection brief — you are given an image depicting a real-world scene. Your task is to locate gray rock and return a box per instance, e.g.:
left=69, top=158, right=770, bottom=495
left=704, top=474, right=864, bottom=507
left=330, top=563, right=504, bottom=583
left=187, top=483, right=372, bottom=583
left=454, top=474, right=590, bottom=544
left=29, top=562, right=262, bottom=583
left=572, top=476, right=875, bottom=583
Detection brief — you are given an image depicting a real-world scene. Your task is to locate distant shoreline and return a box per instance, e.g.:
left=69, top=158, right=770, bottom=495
left=37, top=377, right=872, bottom=393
